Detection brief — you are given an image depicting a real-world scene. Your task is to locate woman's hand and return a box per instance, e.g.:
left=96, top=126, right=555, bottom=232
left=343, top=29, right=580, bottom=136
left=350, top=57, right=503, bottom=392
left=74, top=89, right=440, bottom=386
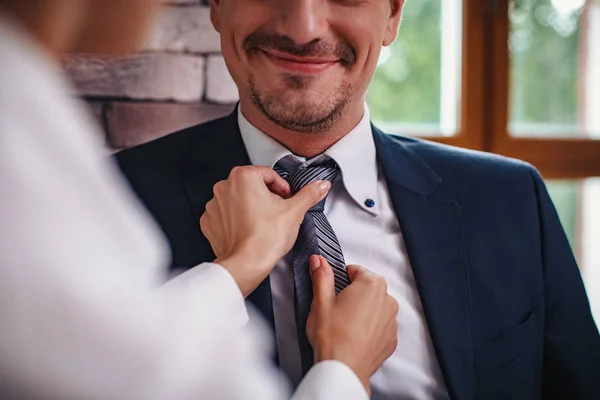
left=200, top=166, right=331, bottom=297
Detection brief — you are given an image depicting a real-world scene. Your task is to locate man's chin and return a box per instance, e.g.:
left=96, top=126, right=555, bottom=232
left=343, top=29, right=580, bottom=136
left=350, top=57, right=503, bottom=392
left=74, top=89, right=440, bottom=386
left=248, top=75, right=351, bottom=133
left=255, top=89, right=339, bottom=110
left=256, top=99, right=347, bottom=134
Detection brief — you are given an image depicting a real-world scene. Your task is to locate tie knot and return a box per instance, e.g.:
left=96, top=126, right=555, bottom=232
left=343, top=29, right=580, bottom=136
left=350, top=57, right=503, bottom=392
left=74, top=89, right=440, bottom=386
left=274, top=158, right=340, bottom=194
left=274, top=158, right=340, bottom=213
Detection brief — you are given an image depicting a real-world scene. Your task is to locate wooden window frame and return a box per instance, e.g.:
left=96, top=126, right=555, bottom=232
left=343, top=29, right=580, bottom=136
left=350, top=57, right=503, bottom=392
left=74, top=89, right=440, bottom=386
left=425, top=0, right=600, bottom=180
left=426, top=0, right=487, bottom=151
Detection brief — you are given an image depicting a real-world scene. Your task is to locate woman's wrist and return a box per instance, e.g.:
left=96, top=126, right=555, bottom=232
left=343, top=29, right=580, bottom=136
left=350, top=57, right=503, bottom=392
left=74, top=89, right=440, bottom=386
left=216, top=243, right=277, bottom=297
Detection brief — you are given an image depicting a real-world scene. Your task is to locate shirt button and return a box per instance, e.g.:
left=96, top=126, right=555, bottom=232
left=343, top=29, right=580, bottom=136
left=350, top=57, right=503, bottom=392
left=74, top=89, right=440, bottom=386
left=364, top=198, right=375, bottom=208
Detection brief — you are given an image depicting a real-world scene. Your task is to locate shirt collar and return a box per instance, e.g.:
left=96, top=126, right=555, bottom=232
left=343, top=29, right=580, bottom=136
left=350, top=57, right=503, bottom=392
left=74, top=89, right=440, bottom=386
left=238, top=106, right=380, bottom=215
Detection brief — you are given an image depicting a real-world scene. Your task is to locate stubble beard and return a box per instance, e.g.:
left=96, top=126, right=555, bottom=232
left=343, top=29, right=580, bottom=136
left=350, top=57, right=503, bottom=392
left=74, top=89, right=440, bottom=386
left=248, top=72, right=353, bottom=134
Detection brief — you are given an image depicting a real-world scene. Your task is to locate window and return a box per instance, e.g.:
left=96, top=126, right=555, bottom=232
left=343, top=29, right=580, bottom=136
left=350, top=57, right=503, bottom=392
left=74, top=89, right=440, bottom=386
left=368, top=0, right=600, bottom=322
left=549, top=178, right=600, bottom=324
left=510, top=0, right=600, bottom=138
left=368, top=0, right=462, bottom=137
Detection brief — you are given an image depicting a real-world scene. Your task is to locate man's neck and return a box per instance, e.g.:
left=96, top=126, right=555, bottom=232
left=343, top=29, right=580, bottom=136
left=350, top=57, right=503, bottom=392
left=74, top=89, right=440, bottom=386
left=239, top=98, right=365, bottom=158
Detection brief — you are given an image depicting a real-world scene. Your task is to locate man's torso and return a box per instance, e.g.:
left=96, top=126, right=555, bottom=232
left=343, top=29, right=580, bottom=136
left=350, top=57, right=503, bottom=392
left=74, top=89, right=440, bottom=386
left=115, top=112, right=577, bottom=399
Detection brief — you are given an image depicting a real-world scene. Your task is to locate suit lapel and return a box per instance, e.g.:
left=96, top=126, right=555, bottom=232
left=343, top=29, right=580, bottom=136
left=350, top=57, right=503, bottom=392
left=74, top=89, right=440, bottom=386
left=373, top=127, right=474, bottom=400
left=182, top=111, right=277, bottom=337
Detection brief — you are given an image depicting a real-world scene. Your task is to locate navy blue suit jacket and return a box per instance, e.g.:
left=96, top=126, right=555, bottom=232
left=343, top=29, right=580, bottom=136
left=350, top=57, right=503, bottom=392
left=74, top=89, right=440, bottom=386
left=116, top=111, right=600, bottom=400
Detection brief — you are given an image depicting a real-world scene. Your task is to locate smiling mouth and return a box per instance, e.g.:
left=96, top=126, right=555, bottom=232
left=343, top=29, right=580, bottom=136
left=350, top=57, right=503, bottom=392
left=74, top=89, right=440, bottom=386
left=260, top=49, right=339, bottom=74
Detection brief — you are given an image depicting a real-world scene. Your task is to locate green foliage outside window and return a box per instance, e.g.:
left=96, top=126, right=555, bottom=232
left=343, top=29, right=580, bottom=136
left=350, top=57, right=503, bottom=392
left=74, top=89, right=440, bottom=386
left=510, top=0, right=583, bottom=130
left=367, top=0, right=442, bottom=125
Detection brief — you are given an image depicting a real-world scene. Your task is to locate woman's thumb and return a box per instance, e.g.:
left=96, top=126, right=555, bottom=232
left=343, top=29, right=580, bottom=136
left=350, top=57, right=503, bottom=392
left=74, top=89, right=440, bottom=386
left=310, top=255, right=335, bottom=306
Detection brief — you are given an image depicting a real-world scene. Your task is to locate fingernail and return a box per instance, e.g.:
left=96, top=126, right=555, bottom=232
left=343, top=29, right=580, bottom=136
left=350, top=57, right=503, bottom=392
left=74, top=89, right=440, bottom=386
left=309, top=255, right=321, bottom=272
left=317, top=180, right=331, bottom=193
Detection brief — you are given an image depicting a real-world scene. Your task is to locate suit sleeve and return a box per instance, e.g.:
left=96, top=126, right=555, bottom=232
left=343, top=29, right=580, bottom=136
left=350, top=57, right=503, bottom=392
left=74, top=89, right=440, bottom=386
left=528, top=168, right=600, bottom=399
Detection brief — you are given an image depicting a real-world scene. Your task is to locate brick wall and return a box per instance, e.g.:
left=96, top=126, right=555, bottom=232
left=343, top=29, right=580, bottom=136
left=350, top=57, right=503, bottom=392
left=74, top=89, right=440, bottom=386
left=64, top=0, right=237, bottom=151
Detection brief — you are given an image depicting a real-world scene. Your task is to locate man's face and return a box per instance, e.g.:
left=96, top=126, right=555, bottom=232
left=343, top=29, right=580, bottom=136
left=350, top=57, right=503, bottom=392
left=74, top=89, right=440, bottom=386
left=211, top=0, right=403, bottom=134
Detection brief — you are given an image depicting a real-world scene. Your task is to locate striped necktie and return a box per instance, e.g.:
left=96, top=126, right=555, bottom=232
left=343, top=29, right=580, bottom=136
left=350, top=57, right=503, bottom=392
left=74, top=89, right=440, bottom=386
left=274, top=156, right=350, bottom=376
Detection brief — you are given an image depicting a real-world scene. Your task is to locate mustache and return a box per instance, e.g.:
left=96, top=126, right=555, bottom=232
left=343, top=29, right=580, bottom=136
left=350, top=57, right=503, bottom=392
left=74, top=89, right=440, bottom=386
left=243, top=32, right=356, bottom=67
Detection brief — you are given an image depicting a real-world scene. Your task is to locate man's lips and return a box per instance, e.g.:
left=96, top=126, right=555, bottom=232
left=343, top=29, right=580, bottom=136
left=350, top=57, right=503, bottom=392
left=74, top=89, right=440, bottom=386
left=260, top=49, right=338, bottom=74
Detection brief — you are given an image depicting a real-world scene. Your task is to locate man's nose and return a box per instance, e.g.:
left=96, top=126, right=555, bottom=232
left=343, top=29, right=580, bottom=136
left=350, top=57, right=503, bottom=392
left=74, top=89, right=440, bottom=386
left=274, top=0, right=329, bottom=46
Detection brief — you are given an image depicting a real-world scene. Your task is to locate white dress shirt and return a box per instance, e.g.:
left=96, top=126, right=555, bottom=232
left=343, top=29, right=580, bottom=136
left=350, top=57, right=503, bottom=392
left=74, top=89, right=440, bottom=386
left=239, top=107, right=450, bottom=399
left=0, top=10, right=367, bottom=400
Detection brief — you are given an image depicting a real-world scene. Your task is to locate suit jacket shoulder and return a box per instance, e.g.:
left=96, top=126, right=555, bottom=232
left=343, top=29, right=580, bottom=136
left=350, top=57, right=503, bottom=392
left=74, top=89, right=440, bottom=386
left=380, top=133, right=539, bottom=205
left=389, top=133, right=534, bottom=179
left=116, top=116, right=228, bottom=181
